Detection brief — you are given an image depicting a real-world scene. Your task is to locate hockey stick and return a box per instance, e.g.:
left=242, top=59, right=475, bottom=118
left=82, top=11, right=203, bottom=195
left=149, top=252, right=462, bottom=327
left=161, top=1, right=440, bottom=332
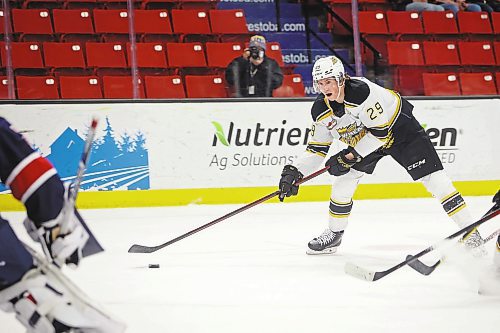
left=407, top=191, right=500, bottom=276
left=128, top=166, right=330, bottom=254
left=39, top=118, right=104, bottom=262
left=407, top=228, right=500, bottom=276
left=344, top=196, right=500, bottom=282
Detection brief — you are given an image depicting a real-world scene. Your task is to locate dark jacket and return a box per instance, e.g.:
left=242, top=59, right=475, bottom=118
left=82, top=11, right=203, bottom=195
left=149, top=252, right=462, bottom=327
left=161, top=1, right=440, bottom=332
left=225, top=56, right=283, bottom=97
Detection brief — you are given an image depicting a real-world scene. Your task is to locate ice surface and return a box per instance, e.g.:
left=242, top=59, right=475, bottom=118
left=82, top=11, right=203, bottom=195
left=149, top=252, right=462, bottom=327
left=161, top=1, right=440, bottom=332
left=1, top=196, right=499, bottom=332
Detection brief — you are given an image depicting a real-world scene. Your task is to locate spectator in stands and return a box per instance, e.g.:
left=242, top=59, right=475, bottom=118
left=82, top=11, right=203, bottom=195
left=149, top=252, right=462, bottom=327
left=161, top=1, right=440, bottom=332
left=225, top=35, right=283, bottom=98
left=398, top=0, right=482, bottom=12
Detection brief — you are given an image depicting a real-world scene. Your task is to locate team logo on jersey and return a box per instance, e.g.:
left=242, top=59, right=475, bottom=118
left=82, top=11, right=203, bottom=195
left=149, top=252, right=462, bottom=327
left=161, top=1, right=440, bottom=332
left=336, top=123, right=368, bottom=147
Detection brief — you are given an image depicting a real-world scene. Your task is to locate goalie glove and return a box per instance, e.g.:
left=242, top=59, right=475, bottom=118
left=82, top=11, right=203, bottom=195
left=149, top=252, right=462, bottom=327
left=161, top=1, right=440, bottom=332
left=24, top=184, right=89, bottom=267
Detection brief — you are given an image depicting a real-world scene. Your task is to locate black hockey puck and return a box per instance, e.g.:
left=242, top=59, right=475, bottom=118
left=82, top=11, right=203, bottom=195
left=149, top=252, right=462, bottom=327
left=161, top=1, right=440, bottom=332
left=148, top=264, right=160, bottom=268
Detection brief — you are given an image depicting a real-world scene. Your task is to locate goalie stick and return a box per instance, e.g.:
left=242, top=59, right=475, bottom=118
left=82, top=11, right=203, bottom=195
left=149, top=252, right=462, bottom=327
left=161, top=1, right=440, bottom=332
left=407, top=228, right=500, bottom=276
left=344, top=192, right=500, bottom=282
left=39, top=117, right=104, bottom=261
left=128, top=166, right=330, bottom=254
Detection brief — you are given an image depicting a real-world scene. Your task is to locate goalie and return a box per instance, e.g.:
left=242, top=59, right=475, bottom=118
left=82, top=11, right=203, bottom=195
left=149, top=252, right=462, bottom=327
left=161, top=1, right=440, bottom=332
left=277, top=56, right=487, bottom=256
left=0, top=117, right=125, bottom=332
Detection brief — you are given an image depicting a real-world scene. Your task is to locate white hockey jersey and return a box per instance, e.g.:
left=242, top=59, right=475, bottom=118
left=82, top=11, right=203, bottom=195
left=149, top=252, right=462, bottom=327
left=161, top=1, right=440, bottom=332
left=295, top=77, right=410, bottom=176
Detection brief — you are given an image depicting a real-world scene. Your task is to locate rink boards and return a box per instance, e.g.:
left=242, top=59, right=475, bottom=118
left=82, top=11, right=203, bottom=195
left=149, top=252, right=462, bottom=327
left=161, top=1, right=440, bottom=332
left=0, top=97, right=499, bottom=209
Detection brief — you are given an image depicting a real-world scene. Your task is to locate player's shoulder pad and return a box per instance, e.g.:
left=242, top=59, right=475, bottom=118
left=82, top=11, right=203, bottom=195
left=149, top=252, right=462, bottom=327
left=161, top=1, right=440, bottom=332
left=310, top=94, right=329, bottom=122
left=344, top=79, right=370, bottom=107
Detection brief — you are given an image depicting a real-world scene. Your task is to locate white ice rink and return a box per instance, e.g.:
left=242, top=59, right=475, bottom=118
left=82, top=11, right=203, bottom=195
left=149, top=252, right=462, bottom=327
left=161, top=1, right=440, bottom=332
left=1, top=196, right=499, bottom=333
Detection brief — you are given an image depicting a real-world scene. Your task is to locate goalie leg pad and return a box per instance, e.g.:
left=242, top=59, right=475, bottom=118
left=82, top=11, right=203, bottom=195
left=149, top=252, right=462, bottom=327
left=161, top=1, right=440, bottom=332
left=0, top=264, right=126, bottom=333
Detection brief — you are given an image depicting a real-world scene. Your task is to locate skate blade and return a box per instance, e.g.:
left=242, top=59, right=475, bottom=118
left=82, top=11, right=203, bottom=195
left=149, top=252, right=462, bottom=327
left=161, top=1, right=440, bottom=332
left=306, top=247, right=339, bottom=255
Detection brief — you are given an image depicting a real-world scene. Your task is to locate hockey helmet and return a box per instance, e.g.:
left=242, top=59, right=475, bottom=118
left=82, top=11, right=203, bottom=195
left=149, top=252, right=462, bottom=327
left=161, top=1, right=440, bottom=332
left=312, top=56, right=345, bottom=92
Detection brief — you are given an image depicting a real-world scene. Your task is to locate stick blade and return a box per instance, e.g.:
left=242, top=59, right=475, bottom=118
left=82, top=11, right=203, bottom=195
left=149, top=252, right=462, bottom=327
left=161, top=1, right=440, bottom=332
left=128, top=244, right=158, bottom=253
left=344, top=262, right=376, bottom=281
left=406, top=255, right=440, bottom=276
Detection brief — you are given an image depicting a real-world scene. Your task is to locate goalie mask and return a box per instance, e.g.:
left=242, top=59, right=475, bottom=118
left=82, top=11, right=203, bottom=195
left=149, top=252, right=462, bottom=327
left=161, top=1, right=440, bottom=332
left=312, top=56, right=346, bottom=93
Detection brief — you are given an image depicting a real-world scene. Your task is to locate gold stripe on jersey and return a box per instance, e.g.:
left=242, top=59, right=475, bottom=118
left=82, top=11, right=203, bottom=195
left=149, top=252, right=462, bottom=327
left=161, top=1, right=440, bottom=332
left=306, top=141, right=332, bottom=156
left=306, top=145, right=329, bottom=157
left=369, top=90, right=402, bottom=135
left=315, top=106, right=333, bottom=123
left=344, top=100, right=359, bottom=108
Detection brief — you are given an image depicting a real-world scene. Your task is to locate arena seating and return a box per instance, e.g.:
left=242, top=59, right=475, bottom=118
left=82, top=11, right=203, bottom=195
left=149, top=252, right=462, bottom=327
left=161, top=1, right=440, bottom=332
left=0, top=2, right=498, bottom=98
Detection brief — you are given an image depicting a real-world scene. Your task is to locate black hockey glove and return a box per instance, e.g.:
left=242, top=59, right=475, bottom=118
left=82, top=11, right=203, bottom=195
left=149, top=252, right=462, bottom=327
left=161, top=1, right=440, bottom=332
left=326, top=148, right=362, bottom=177
left=279, top=165, right=303, bottom=202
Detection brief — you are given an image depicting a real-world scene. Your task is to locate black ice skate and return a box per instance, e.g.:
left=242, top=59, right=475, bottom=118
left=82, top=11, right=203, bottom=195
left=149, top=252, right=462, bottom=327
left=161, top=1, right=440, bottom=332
left=307, top=229, right=344, bottom=255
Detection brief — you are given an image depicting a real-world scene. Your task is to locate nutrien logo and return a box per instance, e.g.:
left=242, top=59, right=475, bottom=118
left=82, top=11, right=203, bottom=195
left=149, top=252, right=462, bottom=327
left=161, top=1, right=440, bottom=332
left=211, top=120, right=310, bottom=147
left=422, top=124, right=459, bottom=164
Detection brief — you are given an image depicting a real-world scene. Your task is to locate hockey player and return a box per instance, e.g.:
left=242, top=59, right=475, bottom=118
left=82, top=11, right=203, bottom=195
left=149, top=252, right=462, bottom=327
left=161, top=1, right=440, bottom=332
left=278, top=56, right=486, bottom=255
left=0, top=117, right=125, bottom=332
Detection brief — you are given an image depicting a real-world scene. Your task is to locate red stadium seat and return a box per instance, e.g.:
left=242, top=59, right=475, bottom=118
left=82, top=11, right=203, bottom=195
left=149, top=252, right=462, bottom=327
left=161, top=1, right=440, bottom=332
left=12, top=9, right=54, bottom=40
left=264, top=42, right=284, bottom=67
left=423, top=41, right=459, bottom=66
left=184, top=75, right=227, bottom=98
left=59, top=76, right=103, bottom=99
left=52, top=9, right=95, bottom=41
left=0, top=42, right=44, bottom=69
left=209, top=9, right=249, bottom=34
left=16, top=76, right=59, bottom=99
left=459, top=73, right=497, bottom=95
left=126, top=42, right=168, bottom=68
left=273, top=74, right=305, bottom=97
left=205, top=42, right=243, bottom=68
left=492, top=12, right=500, bottom=34
left=457, top=12, right=492, bottom=35
left=0, top=10, right=13, bottom=35
left=494, top=42, right=500, bottom=65
left=422, top=73, right=460, bottom=96
left=166, top=42, right=207, bottom=68
left=134, top=10, right=172, bottom=34
left=171, top=9, right=212, bottom=41
left=43, top=42, right=86, bottom=69
left=86, top=42, right=127, bottom=69
left=0, top=77, right=11, bottom=99
left=458, top=41, right=495, bottom=66
left=359, top=11, right=388, bottom=34
left=144, top=75, right=185, bottom=98
left=422, top=11, right=458, bottom=35
left=386, top=11, right=424, bottom=35
left=387, top=41, right=424, bottom=65
left=102, top=76, right=145, bottom=98
left=93, top=9, right=129, bottom=40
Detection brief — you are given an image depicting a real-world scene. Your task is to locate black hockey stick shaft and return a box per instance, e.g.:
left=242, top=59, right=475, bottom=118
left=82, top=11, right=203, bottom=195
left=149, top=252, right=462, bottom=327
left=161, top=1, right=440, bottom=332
left=128, top=166, right=330, bottom=253
left=346, top=200, right=499, bottom=281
